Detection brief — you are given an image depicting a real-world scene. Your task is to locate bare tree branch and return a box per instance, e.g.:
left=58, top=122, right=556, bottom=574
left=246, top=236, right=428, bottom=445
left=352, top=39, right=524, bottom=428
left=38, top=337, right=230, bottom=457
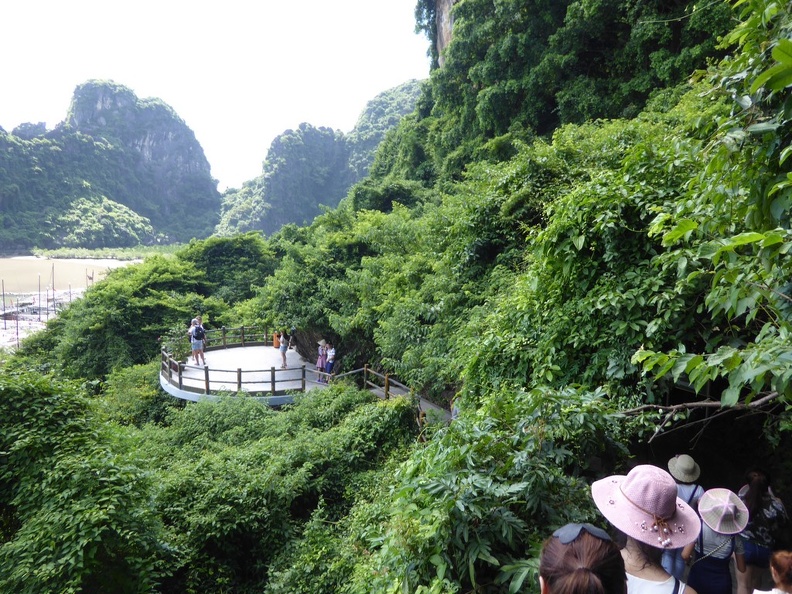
left=624, top=391, right=782, bottom=416
left=622, top=392, right=785, bottom=444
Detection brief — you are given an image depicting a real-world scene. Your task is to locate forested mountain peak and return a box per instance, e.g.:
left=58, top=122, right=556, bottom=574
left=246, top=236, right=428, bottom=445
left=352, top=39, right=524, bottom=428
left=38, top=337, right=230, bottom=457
left=215, top=79, right=423, bottom=237
left=0, top=80, right=220, bottom=250
left=65, top=79, right=212, bottom=178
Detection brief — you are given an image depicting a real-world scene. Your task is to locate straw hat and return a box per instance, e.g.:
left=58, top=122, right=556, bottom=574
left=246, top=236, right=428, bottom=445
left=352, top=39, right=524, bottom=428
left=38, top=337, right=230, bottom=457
left=317, top=339, right=327, bottom=346
left=591, top=464, right=700, bottom=549
left=698, top=488, right=748, bottom=535
left=668, top=454, right=701, bottom=483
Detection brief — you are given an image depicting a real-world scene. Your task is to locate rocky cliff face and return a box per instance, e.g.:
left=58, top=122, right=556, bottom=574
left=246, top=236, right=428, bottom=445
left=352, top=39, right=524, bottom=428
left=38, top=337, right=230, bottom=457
left=436, top=0, right=458, bottom=66
left=62, top=80, right=220, bottom=239
left=0, top=80, right=220, bottom=250
left=67, top=81, right=209, bottom=176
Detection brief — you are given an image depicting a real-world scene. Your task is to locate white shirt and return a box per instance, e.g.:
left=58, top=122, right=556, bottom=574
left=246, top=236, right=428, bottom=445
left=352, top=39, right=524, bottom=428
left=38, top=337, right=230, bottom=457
left=627, top=574, right=687, bottom=594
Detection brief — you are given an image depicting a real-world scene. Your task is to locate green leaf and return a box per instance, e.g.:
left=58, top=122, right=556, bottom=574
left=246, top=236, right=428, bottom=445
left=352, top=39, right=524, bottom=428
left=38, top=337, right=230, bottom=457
left=729, top=232, right=766, bottom=246
left=721, top=385, right=741, bottom=406
left=662, top=219, right=698, bottom=246
left=747, top=121, right=781, bottom=134
left=508, top=565, right=532, bottom=594
left=761, top=232, right=785, bottom=247
left=773, top=38, right=792, bottom=66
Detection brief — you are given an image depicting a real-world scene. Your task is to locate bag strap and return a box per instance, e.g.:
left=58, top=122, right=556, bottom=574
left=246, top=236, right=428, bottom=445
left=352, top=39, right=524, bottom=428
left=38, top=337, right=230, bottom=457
left=672, top=577, right=680, bottom=594
left=691, top=521, right=731, bottom=566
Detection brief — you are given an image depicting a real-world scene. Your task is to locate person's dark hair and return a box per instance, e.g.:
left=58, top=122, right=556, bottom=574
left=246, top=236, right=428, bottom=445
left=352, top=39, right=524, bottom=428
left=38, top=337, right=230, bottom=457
left=771, top=551, right=792, bottom=592
left=612, top=529, right=662, bottom=569
left=540, top=529, right=626, bottom=594
left=744, top=468, right=771, bottom=520
left=633, top=537, right=663, bottom=566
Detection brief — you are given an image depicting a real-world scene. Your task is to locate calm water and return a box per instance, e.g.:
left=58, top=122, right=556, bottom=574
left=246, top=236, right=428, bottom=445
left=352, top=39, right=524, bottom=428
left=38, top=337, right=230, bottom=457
left=0, top=257, right=134, bottom=295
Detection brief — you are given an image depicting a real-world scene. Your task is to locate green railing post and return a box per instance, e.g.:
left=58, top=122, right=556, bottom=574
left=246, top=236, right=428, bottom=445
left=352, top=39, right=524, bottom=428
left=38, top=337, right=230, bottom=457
left=222, top=326, right=227, bottom=347
left=204, top=366, right=210, bottom=394
left=237, top=368, right=242, bottom=392
left=240, top=326, right=246, bottom=346
left=271, top=367, right=276, bottom=395
left=301, top=365, right=306, bottom=391
left=385, top=373, right=390, bottom=399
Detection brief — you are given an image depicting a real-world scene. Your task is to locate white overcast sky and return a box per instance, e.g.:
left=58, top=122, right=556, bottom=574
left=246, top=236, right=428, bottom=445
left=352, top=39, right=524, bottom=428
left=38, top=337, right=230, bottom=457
left=0, top=0, right=431, bottom=191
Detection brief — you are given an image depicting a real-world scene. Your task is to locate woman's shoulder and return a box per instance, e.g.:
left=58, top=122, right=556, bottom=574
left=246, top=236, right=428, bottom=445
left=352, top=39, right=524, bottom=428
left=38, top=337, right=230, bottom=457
left=626, top=573, right=681, bottom=593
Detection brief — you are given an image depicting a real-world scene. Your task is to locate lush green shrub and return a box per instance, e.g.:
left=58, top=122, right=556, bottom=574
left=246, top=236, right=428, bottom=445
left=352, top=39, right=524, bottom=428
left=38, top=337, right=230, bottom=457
left=0, top=370, right=162, bottom=593
left=100, top=361, right=185, bottom=427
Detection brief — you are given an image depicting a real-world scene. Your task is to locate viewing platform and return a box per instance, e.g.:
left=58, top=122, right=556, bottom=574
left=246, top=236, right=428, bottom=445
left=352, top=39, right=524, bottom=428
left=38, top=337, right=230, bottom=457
left=159, top=326, right=450, bottom=420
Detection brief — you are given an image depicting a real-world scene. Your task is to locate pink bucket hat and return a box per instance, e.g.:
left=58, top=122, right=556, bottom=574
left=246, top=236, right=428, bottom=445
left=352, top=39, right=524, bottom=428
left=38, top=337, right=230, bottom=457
left=698, top=488, right=748, bottom=535
left=591, top=464, right=700, bottom=549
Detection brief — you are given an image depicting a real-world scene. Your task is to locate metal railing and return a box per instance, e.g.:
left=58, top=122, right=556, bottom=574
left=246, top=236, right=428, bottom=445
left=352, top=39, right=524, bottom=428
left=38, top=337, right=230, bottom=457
left=160, top=326, right=310, bottom=397
left=159, top=326, right=413, bottom=400
left=335, top=364, right=411, bottom=400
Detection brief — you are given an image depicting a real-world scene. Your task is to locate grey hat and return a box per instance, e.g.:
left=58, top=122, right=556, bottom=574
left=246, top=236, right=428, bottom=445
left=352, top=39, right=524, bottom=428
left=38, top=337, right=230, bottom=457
left=668, top=454, right=701, bottom=483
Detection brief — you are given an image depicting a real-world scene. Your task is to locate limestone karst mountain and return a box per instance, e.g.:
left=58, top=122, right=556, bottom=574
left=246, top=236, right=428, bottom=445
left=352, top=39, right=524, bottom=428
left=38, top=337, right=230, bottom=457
left=0, top=80, right=220, bottom=250
left=0, top=78, right=421, bottom=249
left=216, top=79, right=423, bottom=237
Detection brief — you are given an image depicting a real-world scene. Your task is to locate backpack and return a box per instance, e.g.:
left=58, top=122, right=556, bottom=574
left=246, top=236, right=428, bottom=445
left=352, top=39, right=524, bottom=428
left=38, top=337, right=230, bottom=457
left=193, top=325, right=205, bottom=341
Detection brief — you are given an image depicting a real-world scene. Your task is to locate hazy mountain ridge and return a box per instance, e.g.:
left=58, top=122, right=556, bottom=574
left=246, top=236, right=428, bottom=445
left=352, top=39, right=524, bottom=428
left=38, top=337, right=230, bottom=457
left=0, top=78, right=421, bottom=249
left=216, top=79, right=424, bottom=237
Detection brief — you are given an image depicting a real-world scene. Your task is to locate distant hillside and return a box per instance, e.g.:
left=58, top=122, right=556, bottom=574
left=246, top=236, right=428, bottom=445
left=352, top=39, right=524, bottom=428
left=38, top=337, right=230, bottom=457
left=0, top=80, right=220, bottom=251
left=216, top=79, right=423, bottom=237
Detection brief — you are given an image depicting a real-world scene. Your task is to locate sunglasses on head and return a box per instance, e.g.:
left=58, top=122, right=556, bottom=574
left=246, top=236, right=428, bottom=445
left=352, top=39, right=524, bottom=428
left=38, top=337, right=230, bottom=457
left=552, top=523, right=612, bottom=545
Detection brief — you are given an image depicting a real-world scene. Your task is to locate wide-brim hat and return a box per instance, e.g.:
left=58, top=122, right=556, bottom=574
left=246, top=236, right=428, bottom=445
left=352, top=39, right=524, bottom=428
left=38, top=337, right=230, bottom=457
left=317, top=339, right=327, bottom=346
left=698, top=488, right=748, bottom=535
left=668, top=454, right=700, bottom=483
left=592, top=464, right=700, bottom=549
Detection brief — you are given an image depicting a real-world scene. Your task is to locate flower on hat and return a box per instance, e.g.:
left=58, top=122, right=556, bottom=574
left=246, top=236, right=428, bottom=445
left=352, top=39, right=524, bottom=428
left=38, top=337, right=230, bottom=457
left=591, top=464, right=700, bottom=549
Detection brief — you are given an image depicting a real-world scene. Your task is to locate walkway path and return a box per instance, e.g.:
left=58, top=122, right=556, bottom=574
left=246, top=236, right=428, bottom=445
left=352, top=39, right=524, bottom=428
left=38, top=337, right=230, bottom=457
left=161, top=344, right=323, bottom=404
left=160, top=340, right=451, bottom=421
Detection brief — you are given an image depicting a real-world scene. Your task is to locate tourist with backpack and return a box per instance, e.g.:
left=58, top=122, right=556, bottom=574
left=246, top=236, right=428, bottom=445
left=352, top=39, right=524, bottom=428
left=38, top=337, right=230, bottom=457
left=188, top=317, right=206, bottom=366
left=682, top=488, right=748, bottom=594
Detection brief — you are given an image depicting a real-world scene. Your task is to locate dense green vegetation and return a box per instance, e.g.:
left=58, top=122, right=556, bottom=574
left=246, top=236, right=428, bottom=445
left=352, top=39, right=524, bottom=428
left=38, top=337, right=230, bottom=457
left=33, top=244, right=182, bottom=261
left=3, top=1, right=792, bottom=593
left=411, top=0, right=732, bottom=181
left=216, top=80, right=423, bottom=237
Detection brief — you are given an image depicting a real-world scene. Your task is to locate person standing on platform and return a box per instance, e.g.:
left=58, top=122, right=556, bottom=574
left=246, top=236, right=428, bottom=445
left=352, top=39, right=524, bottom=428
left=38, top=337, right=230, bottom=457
left=188, top=318, right=206, bottom=366
left=279, top=330, right=289, bottom=368
left=324, top=342, right=335, bottom=379
left=316, top=339, right=327, bottom=381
